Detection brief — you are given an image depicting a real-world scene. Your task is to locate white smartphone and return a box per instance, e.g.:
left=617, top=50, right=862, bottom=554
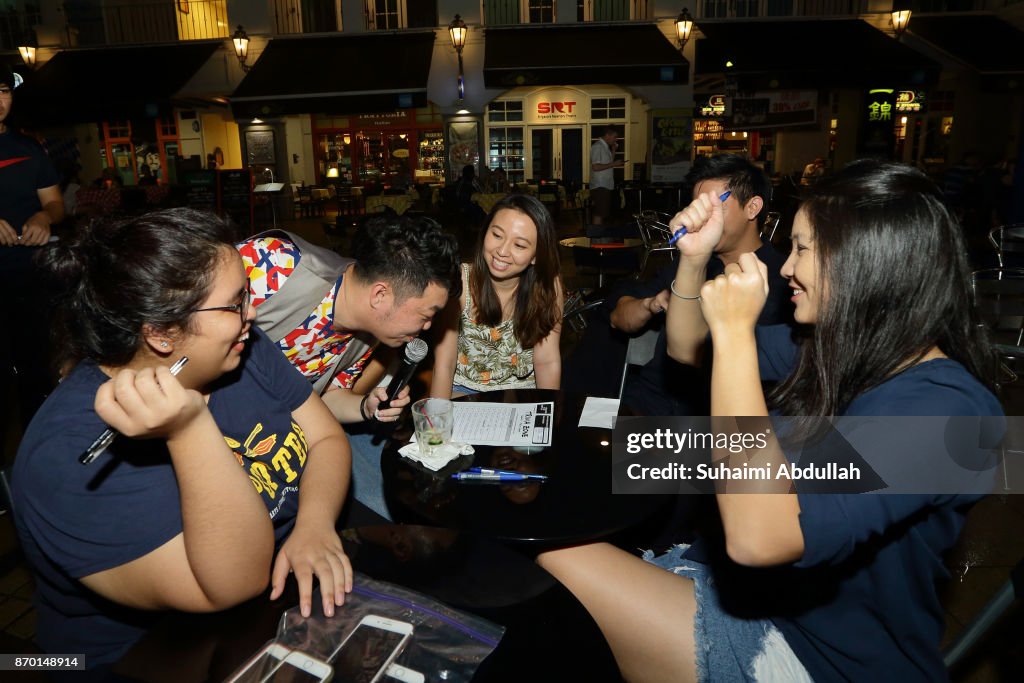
left=264, top=650, right=334, bottom=683
left=225, top=643, right=292, bottom=683
left=385, top=663, right=425, bottom=683
left=330, top=615, right=414, bottom=683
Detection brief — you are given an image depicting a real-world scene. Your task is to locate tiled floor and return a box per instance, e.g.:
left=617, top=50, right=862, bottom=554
left=1, top=202, right=1021, bottom=680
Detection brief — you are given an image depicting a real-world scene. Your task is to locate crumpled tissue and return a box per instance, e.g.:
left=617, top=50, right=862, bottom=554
left=398, top=440, right=475, bottom=471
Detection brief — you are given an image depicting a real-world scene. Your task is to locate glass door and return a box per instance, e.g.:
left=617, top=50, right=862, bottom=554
left=529, top=126, right=584, bottom=187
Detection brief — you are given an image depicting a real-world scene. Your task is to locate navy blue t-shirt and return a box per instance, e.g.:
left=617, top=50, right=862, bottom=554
left=616, top=241, right=793, bottom=416
left=721, top=324, right=1004, bottom=680
left=12, top=328, right=313, bottom=670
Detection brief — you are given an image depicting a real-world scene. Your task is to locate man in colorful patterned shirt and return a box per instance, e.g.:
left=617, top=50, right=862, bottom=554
left=238, top=215, right=460, bottom=518
left=239, top=214, right=459, bottom=419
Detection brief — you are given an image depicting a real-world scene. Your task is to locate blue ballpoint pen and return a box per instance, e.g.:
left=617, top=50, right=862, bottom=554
left=469, top=467, right=548, bottom=480
left=453, top=471, right=548, bottom=482
left=667, top=190, right=732, bottom=246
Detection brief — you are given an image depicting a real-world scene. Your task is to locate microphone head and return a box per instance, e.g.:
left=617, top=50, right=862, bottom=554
left=404, top=338, right=429, bottom=363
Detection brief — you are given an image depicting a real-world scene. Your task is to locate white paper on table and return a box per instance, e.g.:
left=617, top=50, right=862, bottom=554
left=451, top=401, right=554, bottom=447
left=578, top=397, right=620, bottom=429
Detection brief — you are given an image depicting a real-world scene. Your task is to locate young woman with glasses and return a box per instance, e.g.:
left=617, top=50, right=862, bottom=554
left=12, top=208, right=353, bottom=677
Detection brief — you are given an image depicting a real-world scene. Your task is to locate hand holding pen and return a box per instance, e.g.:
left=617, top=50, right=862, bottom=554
left=80, top=358, right=189, bottom=464
left=667, top=190, right=732, bottom=247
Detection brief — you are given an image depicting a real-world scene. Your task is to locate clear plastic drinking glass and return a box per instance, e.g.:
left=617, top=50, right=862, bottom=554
left=412, top=398, right=454, bottom=455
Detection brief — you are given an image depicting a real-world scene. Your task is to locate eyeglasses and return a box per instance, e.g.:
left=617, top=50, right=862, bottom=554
left=192, top=289, right=250, bottom=325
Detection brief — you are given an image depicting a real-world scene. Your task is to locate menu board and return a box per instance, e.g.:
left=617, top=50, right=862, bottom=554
left=218, top=169, right=253, bottom=233
left=180, top=170, right=217, bottom=213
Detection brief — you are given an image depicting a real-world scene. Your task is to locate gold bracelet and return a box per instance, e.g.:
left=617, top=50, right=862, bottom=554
left=670, top=279, right=701, bottom=301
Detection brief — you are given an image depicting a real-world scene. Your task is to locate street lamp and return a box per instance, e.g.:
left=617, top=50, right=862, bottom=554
left=891, top=6, right=912, bottom=40
left=448, top=14, right=468, bottom=101
left=674, top=8, right=694, bottom=52
left=18, top=31, right=37, bottom=67
left=232, top=25, right=251, bottom=72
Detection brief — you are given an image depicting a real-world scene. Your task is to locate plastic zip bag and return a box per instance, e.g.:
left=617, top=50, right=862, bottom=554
left=224, top=572, right=503, bottom=683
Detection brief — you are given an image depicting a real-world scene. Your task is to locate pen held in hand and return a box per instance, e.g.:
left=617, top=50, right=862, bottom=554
left=78, top=357, right=189, bottom=465
left=667, top=190, right=732, bottom=247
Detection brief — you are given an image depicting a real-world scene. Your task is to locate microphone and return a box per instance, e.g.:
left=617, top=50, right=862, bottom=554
left=378, top=338, right=429, bottom=411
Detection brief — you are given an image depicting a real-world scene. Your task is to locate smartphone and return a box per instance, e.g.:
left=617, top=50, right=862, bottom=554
left=330, top=615, right=414, bottom=683
left=264, top=651, right=334, bottom=683
left=225, top=643, right=291, bottom=683
left=385, top=664, right=425, bottom=683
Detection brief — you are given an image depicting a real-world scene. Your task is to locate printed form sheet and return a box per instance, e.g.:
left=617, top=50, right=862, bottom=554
left=452, top=402, right=554, bottom=447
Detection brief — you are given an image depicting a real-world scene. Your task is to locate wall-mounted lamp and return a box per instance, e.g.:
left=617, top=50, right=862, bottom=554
left=232, top=25, right=251, bottom=72
left=18, top=31, right=37, bottom=67
left=890, top=6, right=912, bottom=40
left=342, top=133, right=351, bottom=145
left=448, top=14, right=468, bottom=101
left=326, top=167, right=339, bottom=178
left=674, top=8, right=694, bottom=52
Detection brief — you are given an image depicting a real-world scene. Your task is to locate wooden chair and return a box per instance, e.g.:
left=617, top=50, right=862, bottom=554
left=293, top=185, right=312, bottom=218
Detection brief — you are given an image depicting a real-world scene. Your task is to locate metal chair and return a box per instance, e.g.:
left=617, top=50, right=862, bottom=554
left=634, top=211, right=677, bottom=278
left=971, top=268, right=1024, bottom=383
left=987, top=224, right=1024, bottom=268
left=0, top=466, right=14, bottom=517
left=618, top=328, right=660, bottom=402
left=761, top=211, right=783, bottom=244
left=971, top=268, right=1024, bottom=492
left=943, top=556, right=1023, bottom=669
left=561, top=290, right=604, bottom=356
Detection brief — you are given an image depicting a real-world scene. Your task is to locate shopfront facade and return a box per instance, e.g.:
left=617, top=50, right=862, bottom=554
left=312, top=107, right=445, bottom=187
left=483, top=85, right=644, bottom=190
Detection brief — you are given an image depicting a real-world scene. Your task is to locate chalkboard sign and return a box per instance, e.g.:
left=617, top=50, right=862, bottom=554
left=218, top=169, right=253, bottom=233
left=180, top=170, right=217, bottom=213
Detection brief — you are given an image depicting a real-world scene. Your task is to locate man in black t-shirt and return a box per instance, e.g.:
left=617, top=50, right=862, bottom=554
left=0, top=65, right=65, bottom=442
left=609, top=154, right=793, bottom=417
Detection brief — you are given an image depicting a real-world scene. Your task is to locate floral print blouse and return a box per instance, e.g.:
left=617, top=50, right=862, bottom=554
left=454, top=265, right=535, bottom=391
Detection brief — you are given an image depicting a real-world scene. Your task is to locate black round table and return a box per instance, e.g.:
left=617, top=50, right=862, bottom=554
left=381, top=389, right=673, bottom=544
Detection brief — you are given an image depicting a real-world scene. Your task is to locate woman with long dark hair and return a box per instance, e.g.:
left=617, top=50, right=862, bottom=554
left=431, top=193, right=563, bottom=396
left=13, top=208, right=353, bottom=676
left=536, top=160, right=1002, bottom=681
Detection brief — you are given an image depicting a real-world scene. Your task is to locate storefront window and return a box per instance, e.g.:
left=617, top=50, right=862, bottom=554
left=488, top=127, right=525, bottom=184
left=356, top=131, right=413, bottom=184
left=317, top=132, right=354, bottom=183
left=418, top=132, right=444, bottom=183
left=488, top=100, right=524, bottom=123
left=591, top=97, right=626, bottom=120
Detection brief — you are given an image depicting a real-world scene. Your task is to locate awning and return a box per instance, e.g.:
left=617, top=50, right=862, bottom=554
left=694, top=19, right=940, bottom=91
left=483, top=24, right=688, bottom=88
left=230, top=32, right=435, bottom=119
left=907, top=14, right=1024, bottom=90
left=12, top=42, right=221, bottom=126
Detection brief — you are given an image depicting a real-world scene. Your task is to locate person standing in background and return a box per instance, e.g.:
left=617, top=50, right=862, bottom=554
left=590, top=126, right=625, bottom=225
left=0, top=64, right=65, bottom=445
left=800, top=157, right=826, bottom=186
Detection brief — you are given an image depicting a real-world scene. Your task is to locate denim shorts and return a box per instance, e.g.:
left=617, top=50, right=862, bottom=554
left=452, top=384, right=481, bottom=396
left=642, top=544, right=812, bottom=683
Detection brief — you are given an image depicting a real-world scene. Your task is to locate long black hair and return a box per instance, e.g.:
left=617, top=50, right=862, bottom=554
left=770, top=159, right=996, bottom=417
left=39, top=208, right=236, bottom=368
left=469, top=194, right=561, bottom=349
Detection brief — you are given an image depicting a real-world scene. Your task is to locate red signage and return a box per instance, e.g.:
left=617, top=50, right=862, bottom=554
left=537, top=101, right=577, bottom=115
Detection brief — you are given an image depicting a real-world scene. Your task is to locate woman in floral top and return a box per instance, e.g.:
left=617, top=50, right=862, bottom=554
left=431, top=194, right=563, bottom=397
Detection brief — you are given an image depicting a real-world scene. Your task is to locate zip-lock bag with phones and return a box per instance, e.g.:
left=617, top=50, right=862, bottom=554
left=223, top=573, right=503, bottom=683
